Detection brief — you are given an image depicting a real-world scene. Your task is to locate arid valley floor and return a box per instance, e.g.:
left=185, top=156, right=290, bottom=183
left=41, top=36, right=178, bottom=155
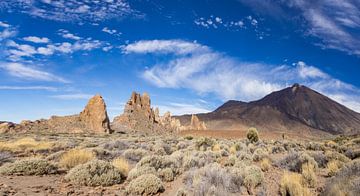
left=0, top=130, right=359, bottom=196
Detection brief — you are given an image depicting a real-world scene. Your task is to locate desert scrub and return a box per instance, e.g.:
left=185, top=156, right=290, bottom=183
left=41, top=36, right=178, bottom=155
left=279, top=172, right=310, bottom=196
left=128, top=165, right=157, bottom=180
left=103, top=140, right=129, bottom=151
left=277, top=152, right=318, bottom=172
left=243, top=165, right=264, bottom=194
left=184, top=163, right=243, bottom=195
left=326, top=160, right=340, bottom=176
left=260, top=158, right=271, bottom=171
left=0, top=158, right=57, bottom=175
left=123, top=148, right=148, bottom=162
left=65, top=159, right=124, bottom=186
left=195, top=137, right=215, bottom=151
left=247, top=127, right=259, bottom=143
left=252, top=147, right=269, bottom=162
left=112, top=157, right=130, bottom=177
left=159, top=167, right=174, bottom=182
left=126, top=174, right=164, bottom=195
left=0, top=151, right=13, bottom=166
left=324, top=151, right=350, bottom=163
left=0, top=137, right=54, bottom=153
left=59, top=148, right=95, bottom=169
left=323, top=159, right=360, bottom=196
left=301, top=162, right=316, bottom=187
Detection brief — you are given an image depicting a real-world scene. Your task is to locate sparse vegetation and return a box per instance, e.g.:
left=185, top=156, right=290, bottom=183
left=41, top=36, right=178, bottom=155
left=65, top=159, right=124, bottom=186
left=279, top=172, right=310, bottom=196
left=112, top=157, right=130, bottom=177
left=126, top=174, right=164, bottom=195
left=0, top=158, right=57, bottom=175
left=247, top=127, right=259, bottom=143
left=59, top=148, right=95, bottom=169
left=0, top=137, right=54, bottom=153
left=0, top=132, right=359, bottom=195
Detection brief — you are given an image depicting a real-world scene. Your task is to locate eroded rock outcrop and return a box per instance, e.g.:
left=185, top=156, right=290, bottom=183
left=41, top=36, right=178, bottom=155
left=189, top=114, right=207, bottom=130
left=1, top=94, right=112, bottom=134
left=80, top=94, right=111, bottom=133
left=112, top=92, right=183, bottom=133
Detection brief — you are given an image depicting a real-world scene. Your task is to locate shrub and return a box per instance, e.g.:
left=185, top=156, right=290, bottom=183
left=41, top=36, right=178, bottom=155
left=279, top=172, right=310, bottom=196
left=128, top=165, right=157, bottom=180
left=243, top=165, right=264, bottom=194
left=64, top=159, right=124, bottom=186
left=59, top=148, right=95, bottom=169
left=112, top=157, right=130, bottom=177
left=176, top=188, right=188, bottom=196
left=126, top=174, right=164, bottom=195
left=345, top=148, right=360, bottom=160
left=247, top=127, right=259, bottom=143
left=260, top=158, right=271, bottom=172
left=252, top=148, right=268, bottom=162
left=301, top=162, right=316, bottom=187
left=184, top=135, right=193, bottom=140
left=276, top=152, right=318, bottom=172
left=212, top=143, right=221, bottom=151
left=123, top=148, right=148, bottom=162
left=0, top=151, right=12, bottom=166
left=103, top=140, right=128, bottom=151
left=326, top=160, right=340, bottom=177
left=184, top=163, right=243, bottom=195
left=159, top=168, right=174, bottom=182
left=271, top=145, right=286, bottom=154
left=308, top=151, right=327, bottom=168
left=0, top=137, right=54, bottom=153
left=323, top=159, right=360, bottom=196
left=0, top=158, right=57, bottom=175
left=324, top=151, right=350, bottom=163
left=195, top=137, right=215, bottom=151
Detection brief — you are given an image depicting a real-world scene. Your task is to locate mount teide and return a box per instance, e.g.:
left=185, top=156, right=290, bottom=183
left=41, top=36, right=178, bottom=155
left=177, top=84, right=360, bottom=135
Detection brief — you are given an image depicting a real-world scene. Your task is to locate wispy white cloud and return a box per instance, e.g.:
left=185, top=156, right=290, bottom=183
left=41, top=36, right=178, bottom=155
left=0, top=85, right=57, bottom=91
left=23, top=36, right=50, bottom=43
left=123, top=39, right=209, bottom=55
left=58, top=29, right=81, bottom=40
left=50, top=93, right=93, bottom=100
left=194, top=15, right=267, bottom=39
left=0, top=22, right=17, bottom=41
left=125, top=39, right=360, bottom=112
left=239, top=0, right=360, bottom=56
left=0, top=62, right=69, bottom=83
left=155, top=102, right=211, bottom=116
left=102, top=27, right=121, bottom=37
left=1, top=0, right=136, bottom=23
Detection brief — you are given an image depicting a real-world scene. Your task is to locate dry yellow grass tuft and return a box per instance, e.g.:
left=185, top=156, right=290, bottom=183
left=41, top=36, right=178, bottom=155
left=0, top=137, right=53, bottom=153
left=326, top=160, right=340, bottom=177
left=212, top=143, right=221, bottom=151
left=260, top=158, right=271, bottom=171
left=59, top=149, right=95, bottom=169
left=280, top=172, right=311, bottom=196
left=229, top=145, right=238, bottom=154
left=112, top=157, right=130, bottom=177
left=301, top=162, right=317, bottom=187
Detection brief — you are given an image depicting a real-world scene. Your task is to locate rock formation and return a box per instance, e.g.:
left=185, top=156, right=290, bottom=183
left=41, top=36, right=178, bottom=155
left=112, top=92, right=183, bottom=133
left=189, top=114, right=207, bottom=130
left=1, top=94, right=112, bottom=134
left=80, top=94, right=111, bottom=133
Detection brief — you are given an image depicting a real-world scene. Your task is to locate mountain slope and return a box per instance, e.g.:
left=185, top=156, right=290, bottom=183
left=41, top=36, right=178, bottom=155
left=177, top=84, right=360, bottom=135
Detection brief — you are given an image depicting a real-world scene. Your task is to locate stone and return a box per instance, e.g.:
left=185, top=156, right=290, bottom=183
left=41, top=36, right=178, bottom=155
left=80, top=94, right=111, bottom=133
left=188, top=114, right=207, bottom=130
left=112, top=91, right=184, bottom=133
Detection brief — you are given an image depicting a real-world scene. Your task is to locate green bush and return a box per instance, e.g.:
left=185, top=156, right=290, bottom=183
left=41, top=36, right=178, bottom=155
left=247, top=127, right=259, bottom=143
left=195, top=137, right=215, bottom=151
left=159, top=167, right=174, bottom=182
left=64, top=159, right=124, bottom=186
left=243, top=165, right=264, bottom=194
left=0, top=158, right=57, bottom=175
left=126, top=174, right=164, bottom=195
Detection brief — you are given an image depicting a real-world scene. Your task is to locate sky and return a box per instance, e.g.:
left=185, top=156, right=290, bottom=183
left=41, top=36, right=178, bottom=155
left=1, top=0, right=360, bottom=123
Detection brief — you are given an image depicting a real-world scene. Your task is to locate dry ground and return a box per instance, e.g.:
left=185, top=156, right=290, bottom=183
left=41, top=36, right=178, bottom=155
left=0, top=130, right=359, bottom=196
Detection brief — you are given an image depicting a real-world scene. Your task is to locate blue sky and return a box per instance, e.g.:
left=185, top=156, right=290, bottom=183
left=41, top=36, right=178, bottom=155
left=1, top=0, right=360, bottom=122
